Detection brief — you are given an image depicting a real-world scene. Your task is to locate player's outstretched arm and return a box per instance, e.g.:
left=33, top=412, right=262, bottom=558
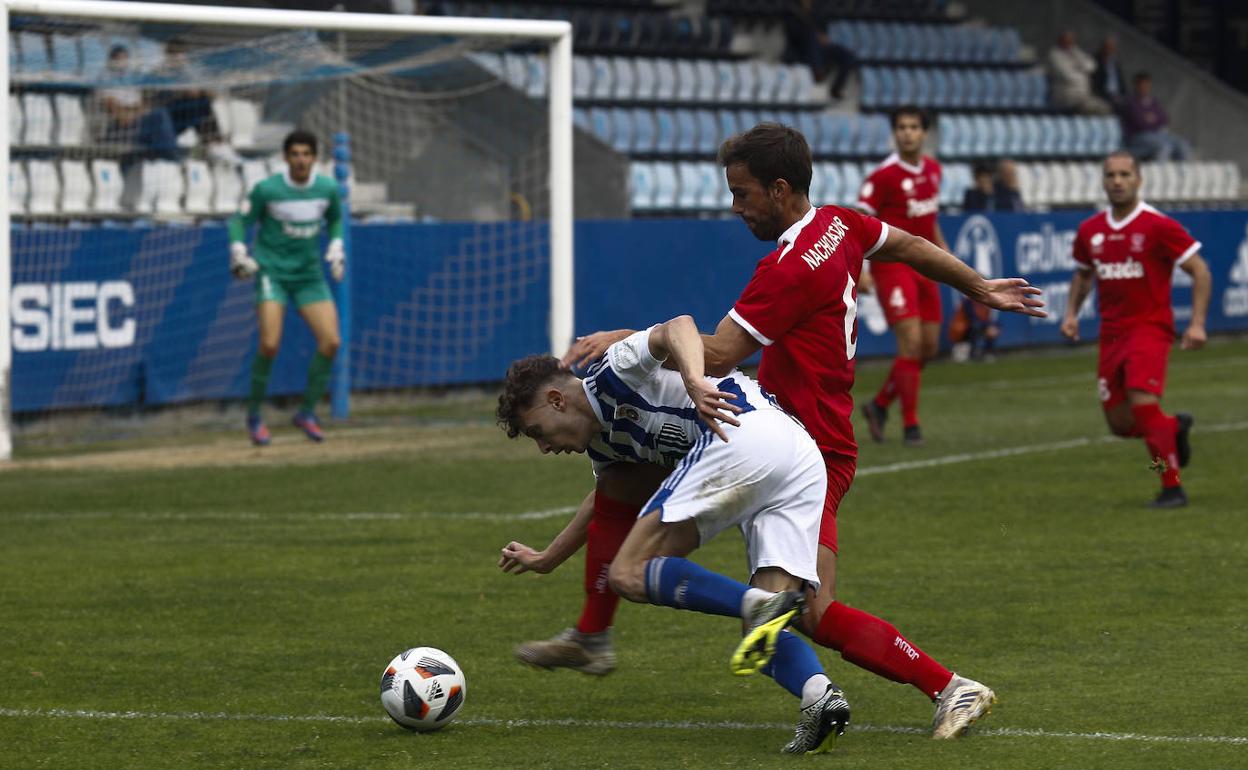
left=650, top=315, right=743, bottom=441
left=1180, top=253, right=1212, bottom=350
left=559, top=330, right=635, bottom=370
left=498, top=489, right=596, bottom=575
left=872, top=227, right=1046, bottom=317
left=1061, top=268, right=1095, bottom=341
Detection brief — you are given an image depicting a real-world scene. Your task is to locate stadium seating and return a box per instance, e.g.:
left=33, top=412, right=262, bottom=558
left=137, top=160, right=185, bottom=215
left=26, top=159, right=59, bottom=214
left=10, top=161, right=28, bottom=216
left=91, top=159, right=124, bottom=214
left=184, top=160, right=214, bottom=215
left=58, top=160, right=91, bottom=214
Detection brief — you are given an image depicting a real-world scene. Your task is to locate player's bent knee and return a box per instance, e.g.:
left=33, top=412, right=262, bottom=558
left=319, top=339, right=340, bottom=358
left=606, top=560, right=646, bottom=603
left=258, top=343, right=280, bottom=359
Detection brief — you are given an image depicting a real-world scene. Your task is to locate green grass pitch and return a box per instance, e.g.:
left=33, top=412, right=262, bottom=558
left=1, top=340, right=1246, bottom=768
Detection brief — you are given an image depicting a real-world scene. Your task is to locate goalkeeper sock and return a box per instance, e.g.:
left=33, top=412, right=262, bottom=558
left=761, top=630, right=829, bottom=703
left=813, top=601, right=952, bottom=700
left=247, top=354, right=275, bottom=415
left=642, top=557, right=746, bottom=618
left=576, top=493, right=638, bottom=634
left=301, top=352, right=334, bottom=414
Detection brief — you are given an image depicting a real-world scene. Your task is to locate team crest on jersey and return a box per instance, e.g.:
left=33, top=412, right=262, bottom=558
left=1130, top=233, right=1146, bottom=252
left=615, top=405, right=640, bottom=422
left=1090, top=233, right=1105, bottom=248
left=901, top=178, right=915, bottom=192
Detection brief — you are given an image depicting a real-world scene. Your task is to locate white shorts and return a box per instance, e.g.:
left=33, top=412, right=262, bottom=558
left=642, top=408, right=826, bottom=590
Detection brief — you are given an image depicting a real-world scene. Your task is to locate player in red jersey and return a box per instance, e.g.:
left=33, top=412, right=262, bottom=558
left=513, top=124, right=1045, bottom=739
left=1060, top=151, right=1211, bottom=507
left=856, top=106, right=947, bottom=447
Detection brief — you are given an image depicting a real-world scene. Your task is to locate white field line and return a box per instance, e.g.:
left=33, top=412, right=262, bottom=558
left=918, top=353, right=1248, bottom=395
left=0, top=707, right=1245, bottom=746
left=10, top=420, right=1248, bottom=523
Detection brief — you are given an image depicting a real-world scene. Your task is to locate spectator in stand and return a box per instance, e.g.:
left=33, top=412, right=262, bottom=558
left=994, top=159, right=1026, bottom=212
left=962, top=160, right=996, bottom=211
left=99, top=44, right=178, bottom=161
left=154, top=38, right=243, bottom=166
left=1123, top=72, right=1192, bottom=161
left=782, top=0, right=859, bottom=101
left=1092, top=34, right=1127, bottom=111
left=1047, top=30, right=1112, bottom=115
left=962, top=159, right=1026, bottom=212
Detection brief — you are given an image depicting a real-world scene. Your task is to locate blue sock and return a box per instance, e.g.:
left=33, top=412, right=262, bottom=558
left=761, top=630, right=825, bottom=699
left=643, top=557, right=748, bottom=618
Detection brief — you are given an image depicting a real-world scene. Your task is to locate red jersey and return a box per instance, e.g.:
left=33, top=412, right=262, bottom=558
left=857, top=153, right=942, bottom=243
left=1072, top=201, right=1201, bottom=335
left=730, top=205, right=889, bottom=459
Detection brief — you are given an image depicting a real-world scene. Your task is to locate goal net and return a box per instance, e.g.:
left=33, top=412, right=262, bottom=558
left=0, top=0, right=573, bottom=458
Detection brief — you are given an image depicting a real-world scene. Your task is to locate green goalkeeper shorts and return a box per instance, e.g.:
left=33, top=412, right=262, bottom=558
left=255, top=272, right=334, bottom=308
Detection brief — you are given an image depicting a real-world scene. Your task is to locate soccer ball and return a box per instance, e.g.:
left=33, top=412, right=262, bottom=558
left=380, top=647, right=467, bottom=732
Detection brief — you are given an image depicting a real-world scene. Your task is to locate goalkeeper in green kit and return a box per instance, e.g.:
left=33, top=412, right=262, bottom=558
left=228, top=130, right=344, bottom=445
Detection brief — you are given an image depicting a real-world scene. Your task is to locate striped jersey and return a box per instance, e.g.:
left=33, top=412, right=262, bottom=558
left=581, top=327, right=779, bottom=472
left=227, top=170, right=343, bottom=282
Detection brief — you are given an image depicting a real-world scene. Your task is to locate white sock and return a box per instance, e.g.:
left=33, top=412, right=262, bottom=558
left=740, top=588, right=774, bottom=619
left=800, top=674, right=832, bottom=709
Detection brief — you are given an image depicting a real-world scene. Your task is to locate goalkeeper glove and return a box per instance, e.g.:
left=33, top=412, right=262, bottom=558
left=325, top=238, right=345, bottom=282
left=230, top=242, right=258, bottom=279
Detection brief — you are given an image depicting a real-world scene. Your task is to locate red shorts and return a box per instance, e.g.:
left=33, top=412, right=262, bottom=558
left=873, top=264, right=943, bottom=326
left=1097, top=325, right=1173, bottom=410
left=819, top=453, right=857, bottom=553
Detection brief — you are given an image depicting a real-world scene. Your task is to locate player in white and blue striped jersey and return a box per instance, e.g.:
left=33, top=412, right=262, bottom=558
left=497, top=315, right=851, bottom=754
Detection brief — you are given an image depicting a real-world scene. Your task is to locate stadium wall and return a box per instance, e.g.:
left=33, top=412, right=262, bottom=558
left=10, top=210, right=1248, bottom=413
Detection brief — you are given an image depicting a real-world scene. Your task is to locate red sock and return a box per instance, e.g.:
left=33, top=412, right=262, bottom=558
left=893, top=357, right=923, bottom=428
left=813, top=601, right=953, bottom=699
left=873, top=358, right=901, bottom=409
left=575, top=493, right=639, bottom=634
left=1131, top=403, right=1180, bottom=488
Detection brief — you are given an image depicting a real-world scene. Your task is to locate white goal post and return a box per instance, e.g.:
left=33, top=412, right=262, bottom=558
left=0, top=0, right=575, bottom=461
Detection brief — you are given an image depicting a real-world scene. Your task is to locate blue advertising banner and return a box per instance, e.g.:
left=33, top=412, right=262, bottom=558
left=9, top=210, right=1248, bottom=414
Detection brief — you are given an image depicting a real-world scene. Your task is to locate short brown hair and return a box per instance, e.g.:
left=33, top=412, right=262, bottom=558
left=496, top=355, right=566, bottom=439
left=1104, top=149, right=1139, bottom=173
left=890, top=105, right=930, bottom=130
left=717, top=122, right=812, bottom=195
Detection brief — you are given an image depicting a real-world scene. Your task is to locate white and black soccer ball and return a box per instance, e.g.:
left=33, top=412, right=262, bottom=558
left=380, top=647, right=467, bottom=732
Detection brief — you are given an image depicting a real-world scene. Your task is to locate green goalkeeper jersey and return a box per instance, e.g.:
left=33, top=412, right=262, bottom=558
left=228, top=171, right=343, bottom=282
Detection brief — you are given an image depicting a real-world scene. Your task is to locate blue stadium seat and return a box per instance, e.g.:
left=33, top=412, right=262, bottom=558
left=652, top=162, right=679, bottom=209
left=754, top=62, right=780, bottom=104
left=634, top=108, right=660, bottom=153
left=631, top=57, right=656, bottom=102
left=610, top=56, right=634, bottom=101
left=714, top=60, right=737, bottom=103
left=737, top=109, right=761, bottom=133
left=1005, top=114, right=1027, bottom=156
left=717, top=110, right=740, bottom=145
left=735, top=61, right=759, bottom=103
left=653, top=58, right=677, bottom=101
left=828, top=113, right=855, bottom=156
left=797, top=111, right=827, bottom=155
left=572, top=56, right=592, bottom=101
left=674, top=109, right=698, bottom=154
left=573, top=107, right=591, bottom=134
left=860, top=68, right=881, bottom=110
left=1101, top=116, right=1122, bottom=152
left=588, top=107, right=613, bottom=146
left=611, top=108, right=636, bottom=153
left=676, top=162, right=702, bottom=209
left=589, top=56, right=613, bottom=100
left=699, top=162, right=730, bottom=209
left=18, top=32, right=49, bottom=73
left=814, top=162, right=841, bottom=205
left=838, top=162, right=866, bottom=205
left=50, top=34, right=80, bottom=74
left=695, top=109, right=719, bottom=155
left=895, top=68, right=917, bottom=106
left=675, top=59, right=698, bottom=103
left=630, top=162, right=656, bottom=210
left=694, top=60, right=717, bottom=102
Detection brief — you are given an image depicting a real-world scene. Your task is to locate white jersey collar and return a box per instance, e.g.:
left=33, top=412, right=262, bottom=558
left=1105, top=200, right=1148, bottom=231
left=283, top=169, right=316, bottom=190
left=778, top=204, right=817, bottom=247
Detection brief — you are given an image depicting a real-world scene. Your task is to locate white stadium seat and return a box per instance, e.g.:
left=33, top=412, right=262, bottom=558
left=184, top=160, right=214, bottom=214
left=58, top=160, right=91, bottom=214
left=26, top=159, right=59, bottom=214
left=91, top=159, right=124, bottom=213
left=10, top=160, right=28, bottom=215
left=241, top=159, right=269, bottom=193
left=138, top=160, right=184, bottom=215
left=212, top=164, right=244, bottom=214
left=9, top=95, right=22, bottom=146
left=21, top=93, right=53, bottom=145
left=676, top=162, right=701, bottom=210
left=652, top=162, right=678, bottom=210
left=53, top=94, right=85, bottom=146
left=629, top=161, right=656, bottom=211
left=227, top=99, right=260, bottom=149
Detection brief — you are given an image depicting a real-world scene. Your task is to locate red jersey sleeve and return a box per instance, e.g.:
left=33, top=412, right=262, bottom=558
left=1072, top=226, right=1093, bottom=271
left=1154, top=215, right=1201, bottom=266
left=837, top=206, right=887, bottom=259
left=730, top=261, right=810, bottom=346
left=856, top=167, right=884, bottom=216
